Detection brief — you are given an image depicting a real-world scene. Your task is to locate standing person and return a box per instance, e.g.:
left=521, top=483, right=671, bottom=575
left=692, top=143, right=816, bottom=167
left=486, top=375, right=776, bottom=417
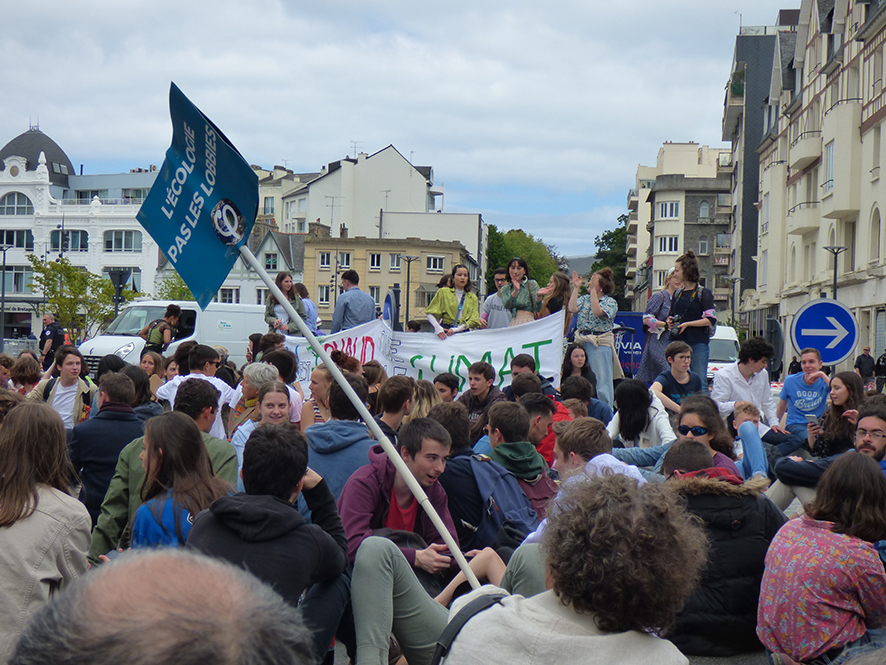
left=0, top=402, right=90, bottom=663
left=500, top=257, right=540, bottom=326
left=38, top=312, right=65, bottom=371
left=426, top=263, right=481, bottom=338
left=776, top=347, right=831, bottom=440
left=568, top=267, right=619, bottom=408
left=536, top=271, right=572, bottom=333
left=265, top=271, right=307, bottom=334
left=668, top=250, right=716, bottom=386
left=876, top=349, right=886, bottom=393
left=757, top=453, right=886, bottom=664
left=131, top=412, right=233, bottom=548
left=9, top=354, right=42, bottom=397
left=119, top=365, right=164, bottom=423
left=27, top=346, right=97, bottom=429
left=856, top=346, right=876, bottom=389
left=331, top=269, right=375, bottom=333
left=137, top=304, right=181, bottom=356
left=363, top=359, right=387, bottom=413
left=139, top=350, right=165, bottom=398
left=480, top=268, right=513, bottom=329
left=636, top=267, right=682, bottom=384
left=293, top=282, right=319, bottom=334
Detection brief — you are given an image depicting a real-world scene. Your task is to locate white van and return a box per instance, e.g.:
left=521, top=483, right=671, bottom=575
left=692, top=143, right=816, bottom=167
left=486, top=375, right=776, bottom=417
left=707, top=325, right=740, bottom=383
left=78, top=300, right=266, bottom=375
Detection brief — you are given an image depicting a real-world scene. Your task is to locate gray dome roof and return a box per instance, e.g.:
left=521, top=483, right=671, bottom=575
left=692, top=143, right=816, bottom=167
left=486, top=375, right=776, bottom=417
left=0, top=128, right=75, bottom=187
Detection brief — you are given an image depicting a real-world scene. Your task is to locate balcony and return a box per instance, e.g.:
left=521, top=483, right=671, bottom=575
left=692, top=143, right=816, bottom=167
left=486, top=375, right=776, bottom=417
left=789, top=131, right=822, bottom=170
left=627, top=189, right=638, bottom=211
left=716, top=193, right=732, bottom=212
left=717, top=152, right=734, bottom=174
left=786, top=201, right=820, bottom=235
left=821, top=99, right=862, bottom=219
left=627, top=236, right=637, bottom=256
left=627, top=214, right=638, bottom=234
left=722, top=80, right=745, bottom=141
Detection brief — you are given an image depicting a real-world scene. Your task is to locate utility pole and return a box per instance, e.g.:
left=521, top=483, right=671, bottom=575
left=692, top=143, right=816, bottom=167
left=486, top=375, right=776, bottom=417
left=823, top=246, right=848, bottom=299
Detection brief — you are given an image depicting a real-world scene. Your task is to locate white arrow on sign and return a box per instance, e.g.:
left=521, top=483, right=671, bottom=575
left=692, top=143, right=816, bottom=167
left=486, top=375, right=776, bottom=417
left=801, top=316, right=849, bottom=349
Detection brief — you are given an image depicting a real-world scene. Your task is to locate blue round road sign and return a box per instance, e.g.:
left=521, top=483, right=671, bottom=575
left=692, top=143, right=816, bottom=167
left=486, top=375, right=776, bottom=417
left=790, top=298, right=859, bottom=365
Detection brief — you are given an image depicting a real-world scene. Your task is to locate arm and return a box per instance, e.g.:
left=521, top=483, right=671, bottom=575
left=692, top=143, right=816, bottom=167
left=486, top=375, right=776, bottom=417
left=567, top=272, right=582, bottom=313
left=760, top=371, right=780, bottom=427
left=500, top=284, right=517, bottom=310
left=650, top=404, right=677, bottom=445
left=137, top=324, right=150, bottom=341
left=462, top=293, right=481, bottom=330
left=776, top=398, right=788, bottom=422
left=264, top=298, right=279, bottom=329
left=330, top=297, right=345, bottom=333
left=55, top=509, right=90, bottom=585
left=302, top=473, right=349, bottom=580
left=286, top=295, right=308, bottom=333
left=651, top=381, right=681, bottom=414
left=588, top=274, right=604, bottom=317
left=710, top=371, right=736, bottom=418
left=427, top=313, right=447, bottom=339
left=336, top=472, right=383, bottom=564
left=300, top=402, right=314, bottom=432
left=162, top=326, right=172, bottom=346
left=773, top=454, right=835, bottom=487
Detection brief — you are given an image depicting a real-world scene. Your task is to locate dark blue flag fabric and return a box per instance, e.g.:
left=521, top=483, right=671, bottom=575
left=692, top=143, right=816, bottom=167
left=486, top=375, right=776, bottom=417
left=137, top=82, right=258, bottom=308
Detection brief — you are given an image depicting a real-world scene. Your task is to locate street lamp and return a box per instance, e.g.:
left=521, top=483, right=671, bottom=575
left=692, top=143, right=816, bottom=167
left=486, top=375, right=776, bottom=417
left=823, top=245, right=848, bottom=299
left=0, top=245, right=11, bottom=353
left=725, top=276, right=742, bottom=328
left=401, top=255, right=419, bottom=327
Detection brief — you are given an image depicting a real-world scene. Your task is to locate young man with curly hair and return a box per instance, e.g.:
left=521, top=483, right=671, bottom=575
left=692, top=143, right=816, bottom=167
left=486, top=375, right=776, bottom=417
left=349, top=474, right=707, bottom=665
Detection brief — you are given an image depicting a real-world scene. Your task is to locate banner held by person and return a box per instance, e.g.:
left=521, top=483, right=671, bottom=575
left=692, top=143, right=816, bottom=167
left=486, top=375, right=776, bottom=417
left=136, top=83, right=258, bottom=309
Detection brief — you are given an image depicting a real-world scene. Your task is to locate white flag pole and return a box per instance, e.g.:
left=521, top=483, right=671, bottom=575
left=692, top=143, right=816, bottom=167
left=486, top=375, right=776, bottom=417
left=239, top=245, right=479, bottom=589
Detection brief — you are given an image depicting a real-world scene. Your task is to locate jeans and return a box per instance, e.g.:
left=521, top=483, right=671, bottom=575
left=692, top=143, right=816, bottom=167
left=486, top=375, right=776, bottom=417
left=352, top=537, right=448, bottom=665
left=689, top=342, right=710, bottom=395
left=583, top=342, right=613, bottom=408
left=738, top=421, right=769, bottom=480
left=786, top=422, right=811, bottom=445
left=299, top=574, right=351, bottom=660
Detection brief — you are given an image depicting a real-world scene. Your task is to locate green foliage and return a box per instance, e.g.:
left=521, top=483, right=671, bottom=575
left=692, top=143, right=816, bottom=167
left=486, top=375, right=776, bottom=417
left=590, top=213, right=630, bottom=310
left=27, top=255, right=140, bottom=338
left=485, top=225, right=564, bottom=293
left=156, top=270, right=195, bottom=301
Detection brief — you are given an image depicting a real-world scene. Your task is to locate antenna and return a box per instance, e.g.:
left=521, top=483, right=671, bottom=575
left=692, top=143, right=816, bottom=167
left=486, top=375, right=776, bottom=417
left=281, top=159, right=296, bottom=168
left=350, top=141, right=364, bottom=158
left=409, top=150, right=416, bottom=164
left=381, top=189, right=391, bottom=211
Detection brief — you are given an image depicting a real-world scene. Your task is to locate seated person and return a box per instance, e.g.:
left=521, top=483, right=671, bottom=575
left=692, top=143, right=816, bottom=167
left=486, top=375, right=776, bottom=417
left=562, top=398, right=587, bottom=420
left=502, top=354, right=558, bottom=401
left=560, top=375, right=612, bottom=425
left=457, top=361, right=506, bottom=428
left=486, top=401, right=558, bottom=520
left=757, top=453, right=886, bottom=663
left=373, top=375, right=415, bottom=445
left=710, top=337, right=782, bottom=431
left=776, top=347, right=830, bottom=441
left=433, top=372, right=459, bottom=403
left=186, top=424, right=349, bottom=658
left=651, top=341, right=705, bottom=414
left=349, top=474, right=707, bottom=665
left=661, top=439, right=787, bottom=657
left=607, top=379, right=676, bottom=449
left=510, top=373, right=568, bottom=465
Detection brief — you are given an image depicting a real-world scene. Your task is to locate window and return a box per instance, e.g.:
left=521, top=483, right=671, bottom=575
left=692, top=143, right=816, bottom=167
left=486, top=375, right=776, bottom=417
left=0, top=266, right=33, bottom=293
left=338, top=252, right=351, bottom=269
left=76, top=189, right=108, bottom=202
left=716, top=234, right=731, bottom=249
left=103, top=230, right=142, bottom=252
left=658, top=202, right=679, bottom=219
left=698, top=201, right=710, bottom=218
left=318, top=284, right=331, bottom=305
left=102, top=267, right=141, bottom=292
left=0, top=229, right=34, bottom=250
left=369, top=253, right=382, bottom=271
left=657, top=236, right=679, bottom=253
left=256, top=288, right=269, bottom=305
left=427, top=255, right=445, bottom=273
left=761, top=193, right=770, bottom=234
left=297, top=220, right=307, bottom=233
left=698, top=237, right=709, bottom=255
left=823, top=141, right=834, bottom=194
left=122, top=188, right=151, bottom=201
left=264, top=252, right=278, bottom=271
left=51, top=230, right=87, bottom=252
left=263, top=197, right=274, bottom=215
left=0, top=193, right=33, bottom=215
left=297, top=198, right=306, bottom=212
left=319, top=251, right=331, bottom=270
left=654, top=270, right=667, bottom=288
left=218, top=287, right=240, bottom=304
left=759, top=250, right=768, bottom=287
left=369, top=286, right=381, bottom=305
left=390, top=254, right=401, bottom=271
left=416, top=290, right=434, bottom=308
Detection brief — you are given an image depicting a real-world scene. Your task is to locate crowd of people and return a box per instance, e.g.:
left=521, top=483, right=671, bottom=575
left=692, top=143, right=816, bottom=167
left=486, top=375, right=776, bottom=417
left=3, top=261, right=886, bottom=664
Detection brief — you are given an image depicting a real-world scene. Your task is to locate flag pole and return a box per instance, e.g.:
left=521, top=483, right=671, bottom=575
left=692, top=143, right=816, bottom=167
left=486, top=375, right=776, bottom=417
left=239, top=244, right=480, bottom=589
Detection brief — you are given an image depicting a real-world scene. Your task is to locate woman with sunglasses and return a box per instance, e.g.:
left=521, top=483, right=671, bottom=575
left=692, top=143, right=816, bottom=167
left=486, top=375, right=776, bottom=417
left=676, top=396, right=741, bottom=477
left=606, top=379, right=676, bottom=449
left=425, top=264, right=480, bottom=339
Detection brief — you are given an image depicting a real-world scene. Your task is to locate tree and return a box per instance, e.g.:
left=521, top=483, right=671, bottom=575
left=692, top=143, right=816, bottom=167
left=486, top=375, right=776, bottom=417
left=590, top=213, right=630, bottom=310
left=27, top=256, right=139, bottom=339
left=485, top=225, right=564, bottom=293
left=156, top=270, right=195, bottom=301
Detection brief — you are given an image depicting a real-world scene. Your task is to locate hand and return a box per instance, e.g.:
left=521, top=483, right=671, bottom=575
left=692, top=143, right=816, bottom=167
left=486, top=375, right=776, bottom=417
left=273, top=318, right=283, bottom=329
left=437, top=331, right=448, bottom=340
left=445, top=328, right=456, bottom=337
left=571, top=271, right=582, bottom=289
left=843, top=409, right=859, bottom=426
left=788, top=455, right=805, bottom=462
left=770, top=424, right=788, bottom=434
left=807, top=422, right=822, bottom=438
left=511, top=278, right=522, bottom=292
left=677, top=322, right=690, bottom=334
left=302, top=467, right=322, bottom=490
left=414, top=543, right=451, bottom=573
left=589, top=273, right=600, bottom=290
left=479, top=318, right=488, bottom=329
left=667, top=316, right=675, bottom=330
left=537, top=286, right=552, bottom=296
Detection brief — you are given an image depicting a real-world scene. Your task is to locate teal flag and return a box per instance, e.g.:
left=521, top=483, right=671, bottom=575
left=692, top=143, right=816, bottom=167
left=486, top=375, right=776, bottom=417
left=137, top=83, right=258, bottom=308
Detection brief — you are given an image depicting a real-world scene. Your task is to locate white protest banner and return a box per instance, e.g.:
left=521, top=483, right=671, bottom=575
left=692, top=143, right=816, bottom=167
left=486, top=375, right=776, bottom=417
left=284, top=312, right=565, bottom=393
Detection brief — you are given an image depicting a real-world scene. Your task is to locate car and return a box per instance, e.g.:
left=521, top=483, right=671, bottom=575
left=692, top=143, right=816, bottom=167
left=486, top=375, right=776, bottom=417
left=707, top=325, right=740, bottom=383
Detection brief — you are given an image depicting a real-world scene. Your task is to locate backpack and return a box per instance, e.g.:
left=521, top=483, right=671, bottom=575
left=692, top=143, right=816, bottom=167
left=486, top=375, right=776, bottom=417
left=467, top=455, right=539, bottom=548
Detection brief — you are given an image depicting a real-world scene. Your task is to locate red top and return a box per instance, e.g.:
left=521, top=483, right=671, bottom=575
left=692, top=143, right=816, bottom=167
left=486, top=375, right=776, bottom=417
left=385, top=488, right=419, bottom=533
left=537, top=398, right=573, bottom=465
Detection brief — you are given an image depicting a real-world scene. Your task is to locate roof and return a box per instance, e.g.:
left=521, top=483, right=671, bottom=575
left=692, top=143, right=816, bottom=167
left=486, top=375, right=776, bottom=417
left=778, top=31, right=798, bottom=91
left=266, top=231, right=305, bottom=273
left=0, top=127, right=75, bottom=187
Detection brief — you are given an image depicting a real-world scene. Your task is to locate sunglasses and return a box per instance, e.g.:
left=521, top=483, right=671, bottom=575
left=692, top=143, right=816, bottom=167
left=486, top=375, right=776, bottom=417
left=678, top=425, right=709, bottom=437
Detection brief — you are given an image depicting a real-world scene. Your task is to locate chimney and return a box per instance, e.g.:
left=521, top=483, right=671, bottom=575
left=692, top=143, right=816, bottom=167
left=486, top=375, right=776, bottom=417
left=340, top=223, right=348, bottom=239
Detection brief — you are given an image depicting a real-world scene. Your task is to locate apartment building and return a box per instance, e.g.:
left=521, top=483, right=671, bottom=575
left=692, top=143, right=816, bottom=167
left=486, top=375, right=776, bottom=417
left=751, top=0, right=886, bottom=363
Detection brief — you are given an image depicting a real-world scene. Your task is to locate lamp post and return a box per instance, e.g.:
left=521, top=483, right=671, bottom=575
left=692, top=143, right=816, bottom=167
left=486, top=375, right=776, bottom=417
left=725, top=276, right=742, bottom=328
left=401, top=255, right=419, bottom=328
left=823, top=245, right=848, bottom=299
left=0, top=245, right=11, bottom=353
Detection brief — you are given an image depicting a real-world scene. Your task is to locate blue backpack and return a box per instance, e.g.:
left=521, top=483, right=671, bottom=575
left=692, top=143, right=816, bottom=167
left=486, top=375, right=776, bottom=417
left=467, top=454, right=539, bottom=548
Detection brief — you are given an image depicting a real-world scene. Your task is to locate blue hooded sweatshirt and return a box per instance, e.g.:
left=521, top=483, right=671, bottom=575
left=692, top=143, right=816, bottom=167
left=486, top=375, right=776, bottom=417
left=305, top=420, right=374, bottom=502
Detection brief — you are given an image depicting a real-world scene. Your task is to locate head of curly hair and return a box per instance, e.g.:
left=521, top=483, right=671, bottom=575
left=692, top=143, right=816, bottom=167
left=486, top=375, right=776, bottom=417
left=541, top=474, right=708, bottom=635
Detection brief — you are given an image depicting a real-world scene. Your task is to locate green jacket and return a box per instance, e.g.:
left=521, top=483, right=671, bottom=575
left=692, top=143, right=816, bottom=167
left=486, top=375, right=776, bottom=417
left=88, top=432, right=237, bottom=562
left=425, top=288, right=481, bottom=329
left=501, top=279, right=540, bottom=317
left=489, top=441, right=548, bottom=480
left=264, top=293, right=307, bottom=334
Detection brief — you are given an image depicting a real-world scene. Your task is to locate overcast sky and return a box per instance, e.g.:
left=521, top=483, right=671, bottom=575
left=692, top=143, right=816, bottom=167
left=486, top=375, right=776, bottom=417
left=2, top=0, right=792, bottom=255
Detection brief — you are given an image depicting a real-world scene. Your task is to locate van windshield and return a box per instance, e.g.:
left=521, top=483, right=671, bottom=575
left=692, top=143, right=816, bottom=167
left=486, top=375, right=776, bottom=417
left=709, top=339, right=740, bottom=363
left=103, top=307, right=168, bottom=336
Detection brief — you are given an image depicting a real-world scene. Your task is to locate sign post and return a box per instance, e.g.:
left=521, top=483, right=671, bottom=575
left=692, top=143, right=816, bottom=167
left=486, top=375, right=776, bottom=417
left=790, top=298, right=859, bottom=366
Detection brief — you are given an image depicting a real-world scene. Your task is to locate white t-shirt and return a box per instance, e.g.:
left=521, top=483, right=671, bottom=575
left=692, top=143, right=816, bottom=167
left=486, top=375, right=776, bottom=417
left=155, top=374, right=234, bottom=439
left=50, top=382, right=79, bottom=429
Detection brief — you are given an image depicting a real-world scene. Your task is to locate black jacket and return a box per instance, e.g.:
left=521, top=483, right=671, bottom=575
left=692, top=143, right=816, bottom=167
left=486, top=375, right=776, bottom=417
left=68, top=406, right=146, bottom=525
left=186, top=479, right=348, bottom=607
left=667, top=473, right=787, bottom=657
